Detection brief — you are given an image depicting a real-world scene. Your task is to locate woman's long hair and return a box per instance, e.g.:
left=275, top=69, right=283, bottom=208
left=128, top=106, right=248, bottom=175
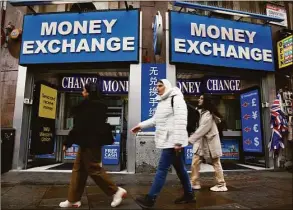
left=84, top=81, right=101, bottom=101
left=201, top=95, right=222, bottom=119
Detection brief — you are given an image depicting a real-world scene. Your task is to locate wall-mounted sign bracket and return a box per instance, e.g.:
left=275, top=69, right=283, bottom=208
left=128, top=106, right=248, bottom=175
left=27, top=5, right=36, bottom=14
left=173, top=1, right=284, bottom=23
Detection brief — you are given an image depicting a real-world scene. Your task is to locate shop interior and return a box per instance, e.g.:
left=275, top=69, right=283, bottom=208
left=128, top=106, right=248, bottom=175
left=26, top=70, right=129, bottom=172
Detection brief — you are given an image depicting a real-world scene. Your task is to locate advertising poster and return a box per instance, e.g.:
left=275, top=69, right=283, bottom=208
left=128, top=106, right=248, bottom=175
left=277, top=35, right=293, bottom=69
left=102, top=145, right=120, bottom=165
left=30, top=82, right=57, bottom=155
left=221, top=139, right=239, bottom=160
left=266, top=3, right=288, bottom=27
left=64, top=144, right=79, bottom=160
left=240, top=89, right=263, bottom=153
left=184, top=145, right=193, bottom=164
left=141, top=64, right=166, bottom=132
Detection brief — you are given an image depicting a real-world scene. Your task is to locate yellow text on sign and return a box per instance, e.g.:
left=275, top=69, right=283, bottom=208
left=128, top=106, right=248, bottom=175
left=38, top=85, right=57, bottom=119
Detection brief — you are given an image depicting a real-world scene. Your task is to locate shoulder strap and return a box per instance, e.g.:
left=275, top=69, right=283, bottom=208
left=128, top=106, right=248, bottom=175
left=171, top=95, right=175, bottom=108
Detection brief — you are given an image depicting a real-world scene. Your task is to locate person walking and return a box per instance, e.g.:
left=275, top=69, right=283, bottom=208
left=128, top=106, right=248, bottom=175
left=131, top=79, right=195, bottom=208
left=189, top=95, right=228, bottom=192
left=59, top=82, right=127, bottom=208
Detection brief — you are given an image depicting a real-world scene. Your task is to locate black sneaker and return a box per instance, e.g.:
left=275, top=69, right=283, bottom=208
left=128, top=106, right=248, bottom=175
left=135, top=195, right=156, bottom=209
left=174, top=193, right=196, bottom=204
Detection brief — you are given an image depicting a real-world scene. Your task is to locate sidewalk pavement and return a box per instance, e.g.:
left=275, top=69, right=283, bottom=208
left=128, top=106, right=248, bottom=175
left=1, top=170, right=292, bottom=209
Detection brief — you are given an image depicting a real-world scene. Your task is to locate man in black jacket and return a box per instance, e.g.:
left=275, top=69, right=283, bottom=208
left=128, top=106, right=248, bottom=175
left=60, top=82, right=127, bottom=208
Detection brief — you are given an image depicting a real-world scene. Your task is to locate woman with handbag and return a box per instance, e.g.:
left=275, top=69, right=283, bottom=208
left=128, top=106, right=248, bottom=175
left=59, top=82, right=127, bottom=208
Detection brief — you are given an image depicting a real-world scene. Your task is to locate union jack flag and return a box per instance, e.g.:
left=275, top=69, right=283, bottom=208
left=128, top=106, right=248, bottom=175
left=269, top=94, right=288, bottom=153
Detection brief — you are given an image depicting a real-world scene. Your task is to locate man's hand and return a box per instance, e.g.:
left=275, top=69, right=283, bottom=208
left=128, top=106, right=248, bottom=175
left=131, top=125, right=141, bottom=134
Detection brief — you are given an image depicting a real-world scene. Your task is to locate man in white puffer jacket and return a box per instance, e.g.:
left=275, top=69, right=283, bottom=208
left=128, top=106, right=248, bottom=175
left=131, top=79, right=195, bottom=208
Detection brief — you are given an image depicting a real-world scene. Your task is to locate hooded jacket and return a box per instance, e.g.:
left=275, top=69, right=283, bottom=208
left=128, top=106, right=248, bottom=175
left=139, top=79, right=188, bottom=149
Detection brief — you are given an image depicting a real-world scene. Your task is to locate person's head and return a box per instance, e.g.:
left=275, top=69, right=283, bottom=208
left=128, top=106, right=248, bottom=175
left=157, top=79, right=172, bottom=96
left=198, top=94, right=222, bottom=118
left=83, top=82, right=101, bottom=100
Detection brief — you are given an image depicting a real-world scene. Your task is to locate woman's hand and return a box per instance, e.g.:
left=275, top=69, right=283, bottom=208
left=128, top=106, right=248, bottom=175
left=131, top=125, right=141, bottom=134
left=174, top=145, right=182, bottom=151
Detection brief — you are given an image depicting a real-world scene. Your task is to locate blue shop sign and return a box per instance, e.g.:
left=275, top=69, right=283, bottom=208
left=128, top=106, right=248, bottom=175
left=60, top=75, right=128, bottom=94
left=141, top=64, right=167, bottom=132
left=20, top=10, right=139, bottom=65
left=170, top=11, right=274, bottom=71
left=240, top=89, right=263, bottom=153
left=177, top=78, right=241, bottom=95
left=102, top=145, right=120, bottom=165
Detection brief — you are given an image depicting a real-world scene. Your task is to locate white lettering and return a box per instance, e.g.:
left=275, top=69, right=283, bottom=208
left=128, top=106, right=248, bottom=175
left=68, top=77, right=74, bottom=88
left=58, top=21, right=72, bottom=35
left=89, top=20, right=101, bottom=34
left=111, top=81, right=119, bottom=92
left=251, top=48, right=262, bottom=61
left=212, top=43, right=225, bottom=57
left=207, top=25, right=220, bottom=39
left=226, top=45, right=238, bottom=58
left=35, top=40, right=48, bottom=54
left=221, top=27, right=233, bottom=41
left=236, top=80, right=241, bottom=90
left=234, top=29, right=245, bottom=43
left=207, top=80, right=212, bottom=91
left=263, top=49, right=273, bottom=62
left=73, top=21, right=87, bottom=35
left=200, top=42, right=212, bottom=55
left=238, top=46, right=250, bottom=60
left=175, top=39, right=187, bottom=53
left=103, top=80, right=110, bottom=92
left=191, top=23, right=206, bottom=37
left=23, top=41, right=34, bottom=54
left=103, top=19, right=117, bottom=33
left=62, top=77, right=68, bottom=88
left=245, top=31, right=256, bottom=44
left=41, top=22, right=57, bottom=36
left=62, top=39, right=76, bottom=53
left=195, top=82, right=201, bottom=93
left=76, top=39, right=90, bottom=52
left=48, top=40, right=61, bottom=53
left=123, top=37, right=135, bottom=51
left=107, top=37, right=121, bottom=52
left=91, top=38, right=105, bottom=52
left=187, top=40, right=200, bottom=54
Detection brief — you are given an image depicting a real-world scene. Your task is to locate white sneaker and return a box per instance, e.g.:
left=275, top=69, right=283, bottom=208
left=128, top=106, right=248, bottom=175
left=111, top=187, right=127, bottom=207
left=210, top=185, right=228, bottom=192
left=59, top=200, right=81, bottom=208
left=192, top=184, right=201, bottom=190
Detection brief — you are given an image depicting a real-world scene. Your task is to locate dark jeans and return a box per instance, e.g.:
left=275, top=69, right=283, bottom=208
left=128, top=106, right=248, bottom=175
left=148, top=148, right=193, bottom=199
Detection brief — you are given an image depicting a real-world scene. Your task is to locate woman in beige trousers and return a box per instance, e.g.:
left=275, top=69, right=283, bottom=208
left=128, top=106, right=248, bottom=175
left=188, top=95, right=228, bottom=192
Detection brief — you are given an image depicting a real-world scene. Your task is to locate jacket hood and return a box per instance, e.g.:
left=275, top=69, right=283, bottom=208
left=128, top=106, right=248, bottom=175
left=156, top=79, right=183, bottom=101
